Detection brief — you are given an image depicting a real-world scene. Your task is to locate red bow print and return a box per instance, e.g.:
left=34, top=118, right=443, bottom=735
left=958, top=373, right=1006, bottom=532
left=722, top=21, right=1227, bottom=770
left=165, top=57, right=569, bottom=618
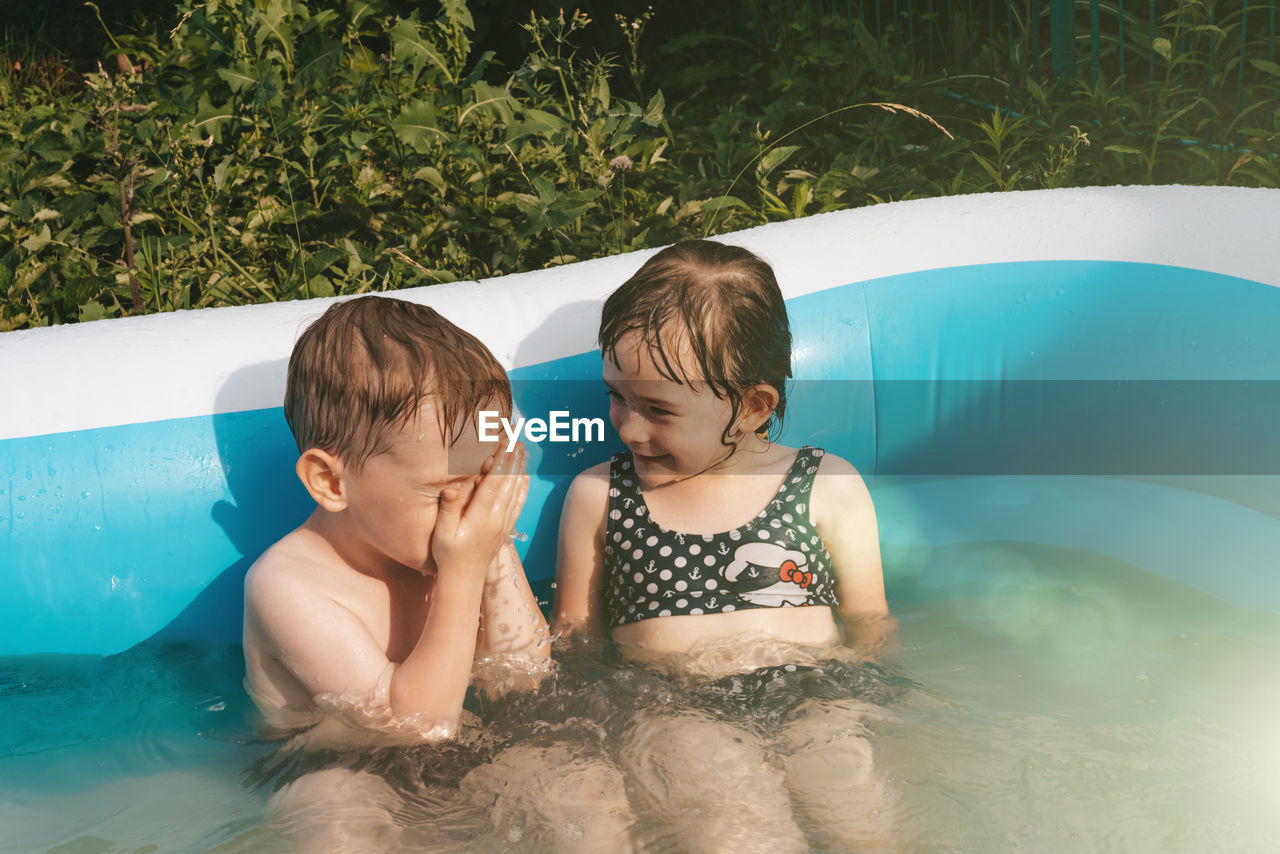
left=779, top=560, right=812, bottom=588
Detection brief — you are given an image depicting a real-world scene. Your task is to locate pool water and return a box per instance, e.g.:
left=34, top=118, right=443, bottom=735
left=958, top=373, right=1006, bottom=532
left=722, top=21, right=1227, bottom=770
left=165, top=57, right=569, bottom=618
left=3, top=540, right=1278, bottom=853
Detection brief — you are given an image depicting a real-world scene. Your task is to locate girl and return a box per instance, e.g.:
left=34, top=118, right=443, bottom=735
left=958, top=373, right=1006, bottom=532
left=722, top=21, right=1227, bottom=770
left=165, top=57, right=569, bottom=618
left=554, top=240, right=899, bottom=852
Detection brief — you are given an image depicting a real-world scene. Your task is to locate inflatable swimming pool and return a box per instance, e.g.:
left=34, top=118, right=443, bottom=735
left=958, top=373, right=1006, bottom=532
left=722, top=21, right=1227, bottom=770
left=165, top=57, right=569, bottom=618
left=4, top=185, right=1278, bottom=657
left=4, top=185, right=1280, bottom=851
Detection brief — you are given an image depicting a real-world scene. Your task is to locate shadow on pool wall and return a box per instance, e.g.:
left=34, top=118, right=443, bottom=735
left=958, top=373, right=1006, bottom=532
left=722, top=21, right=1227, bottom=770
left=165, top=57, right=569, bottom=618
left=148, top=362, right=312, bottom=651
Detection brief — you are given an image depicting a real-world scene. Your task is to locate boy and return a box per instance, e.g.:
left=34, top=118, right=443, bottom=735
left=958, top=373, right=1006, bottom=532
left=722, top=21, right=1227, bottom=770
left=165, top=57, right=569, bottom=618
left=243, top=296, right=633, bottom=852
left=243, top=295, right=548, bottom=739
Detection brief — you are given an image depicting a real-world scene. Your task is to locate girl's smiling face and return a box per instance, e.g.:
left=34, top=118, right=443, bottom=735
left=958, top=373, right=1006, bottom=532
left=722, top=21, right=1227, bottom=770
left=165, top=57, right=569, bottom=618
left=603, top=330, right=740, bottom=485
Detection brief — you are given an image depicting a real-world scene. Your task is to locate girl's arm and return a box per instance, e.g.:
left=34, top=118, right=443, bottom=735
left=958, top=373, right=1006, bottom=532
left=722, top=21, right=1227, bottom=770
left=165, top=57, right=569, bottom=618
left=552, top=461, right=612, bottom=638
left=811, top=453, right=897, bottom=657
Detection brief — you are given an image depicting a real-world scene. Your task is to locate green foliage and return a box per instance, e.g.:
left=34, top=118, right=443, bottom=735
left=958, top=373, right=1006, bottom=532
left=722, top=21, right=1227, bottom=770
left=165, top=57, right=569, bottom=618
left=2, top=0, right=1277, bottom=331
left=1, top=0, right=683, bottom=329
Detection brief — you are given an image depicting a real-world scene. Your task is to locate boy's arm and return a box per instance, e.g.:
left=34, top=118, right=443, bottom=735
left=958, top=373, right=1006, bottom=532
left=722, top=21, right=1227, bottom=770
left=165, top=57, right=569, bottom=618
left=811, top=453, right=897, bottom=658
left=245, top=555, right=414, bottom=719
left=473, top=541, right=551, bottom=694
left=552, top=463, right=611, bottom=638
left=386, top=448, right=528, bottom=731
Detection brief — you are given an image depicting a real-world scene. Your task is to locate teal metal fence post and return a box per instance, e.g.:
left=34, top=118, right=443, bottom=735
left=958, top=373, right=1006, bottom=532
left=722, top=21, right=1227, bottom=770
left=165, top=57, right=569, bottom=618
left=1050, top=0, right=1075, bottom=81
left=1089, top=0, right=1100, bottom=88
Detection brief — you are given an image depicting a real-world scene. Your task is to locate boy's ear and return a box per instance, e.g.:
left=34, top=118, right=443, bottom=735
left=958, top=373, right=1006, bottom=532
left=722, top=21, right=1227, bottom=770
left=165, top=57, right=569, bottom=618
left=296, top=448, right=348, bottom=512
left=736, top=383, right=781, bottom=436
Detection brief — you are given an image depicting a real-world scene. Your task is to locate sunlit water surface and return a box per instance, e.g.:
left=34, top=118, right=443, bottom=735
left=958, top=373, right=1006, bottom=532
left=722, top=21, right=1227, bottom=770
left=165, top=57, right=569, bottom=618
left=3, top=540, right=1278, bottom=853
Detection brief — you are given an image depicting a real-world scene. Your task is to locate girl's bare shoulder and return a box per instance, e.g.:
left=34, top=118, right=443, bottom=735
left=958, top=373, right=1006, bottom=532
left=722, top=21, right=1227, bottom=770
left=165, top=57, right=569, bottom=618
left=809, top=450, right=874, bottom=516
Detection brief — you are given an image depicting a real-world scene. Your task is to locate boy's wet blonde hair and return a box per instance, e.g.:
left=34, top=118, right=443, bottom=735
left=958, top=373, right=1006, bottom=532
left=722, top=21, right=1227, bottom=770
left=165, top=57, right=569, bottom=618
left=285, top=296, right=511, bottom=469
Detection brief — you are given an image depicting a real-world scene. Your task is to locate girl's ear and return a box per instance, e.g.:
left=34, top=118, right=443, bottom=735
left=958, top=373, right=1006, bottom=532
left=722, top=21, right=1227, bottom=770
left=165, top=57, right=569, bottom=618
left=296, top=448, right=348, bottom=512
left=736, top=383, right=781, bottom=437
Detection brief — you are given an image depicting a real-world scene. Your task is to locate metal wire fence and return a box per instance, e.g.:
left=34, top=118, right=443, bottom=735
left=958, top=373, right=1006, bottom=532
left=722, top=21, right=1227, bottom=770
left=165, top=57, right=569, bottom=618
left=751, top=1, right=1279, bottom=129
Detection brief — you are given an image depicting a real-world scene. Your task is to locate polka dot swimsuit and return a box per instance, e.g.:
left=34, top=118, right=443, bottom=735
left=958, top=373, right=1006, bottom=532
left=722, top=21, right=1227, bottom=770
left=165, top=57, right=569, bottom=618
left=603, top=446, right=840, bottom=627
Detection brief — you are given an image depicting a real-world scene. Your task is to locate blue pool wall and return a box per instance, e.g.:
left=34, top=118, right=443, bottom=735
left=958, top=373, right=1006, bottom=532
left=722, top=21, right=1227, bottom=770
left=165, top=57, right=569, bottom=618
left=3, top=188, right=1279, bottom=656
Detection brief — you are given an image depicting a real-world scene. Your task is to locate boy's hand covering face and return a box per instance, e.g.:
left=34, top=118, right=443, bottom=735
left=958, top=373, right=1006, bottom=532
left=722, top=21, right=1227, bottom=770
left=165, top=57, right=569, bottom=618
left=431, top=443, right=529, bottom=577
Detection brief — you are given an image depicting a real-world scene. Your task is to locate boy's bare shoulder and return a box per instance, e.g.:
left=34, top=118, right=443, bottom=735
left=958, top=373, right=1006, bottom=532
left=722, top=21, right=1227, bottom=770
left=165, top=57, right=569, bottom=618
left=244, top=524, right=338, bottom=610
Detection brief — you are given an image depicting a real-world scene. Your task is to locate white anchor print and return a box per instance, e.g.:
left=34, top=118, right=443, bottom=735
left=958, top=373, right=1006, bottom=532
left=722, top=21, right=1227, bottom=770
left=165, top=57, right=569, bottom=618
left=645, top=560, right=656, bottom=574
left=689, top=566, right=702, bottom=580
left=717, top=542, right=730, bottom=555
left=786, top=529, right=796, bottom=542
left=675, top=533, right=685, bottom=545
left=623, top=497, right=634, bottom=509
left=706, top=597, right=718, bottom=608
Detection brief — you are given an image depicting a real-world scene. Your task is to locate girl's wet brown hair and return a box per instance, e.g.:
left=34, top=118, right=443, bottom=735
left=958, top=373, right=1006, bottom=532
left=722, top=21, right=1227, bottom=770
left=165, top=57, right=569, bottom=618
left=599, top=239, right=792, bottom=446
left=285, top=296, right=512, bottom=469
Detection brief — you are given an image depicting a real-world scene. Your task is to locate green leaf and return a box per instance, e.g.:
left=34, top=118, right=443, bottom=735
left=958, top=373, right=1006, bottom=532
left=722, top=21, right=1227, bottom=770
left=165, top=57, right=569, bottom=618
left=700, top=196, right=749, bottom=212
left=304, top=247, right=346, bottom=279
left=216, top=66, right=258, bottom=93
left=643, top=91, right=665, bottom=126
left=1152, top=38, right=1172, bottom=62
left=21, top=225, right=52, bottom=253
left=78, top=301, right=110, bottom=322
left=391, top=18, right=454, bottom=85
left=1025, top=77, right=1047, bottom=105
left=393, top=101, right=445, bottom=154
left=412, top=166, right=447, bottom=194
left=757, top=145, right=800, bottom=178
left=213, top=156, right=234, bottom=190
left=593, top=75, right=611, bottom=110
left=251, top=3, right=295, bottom=70
left=547, top=189, right=603, bottom=221
left=521, top=107, right=568, bottom=134
left=1249, top=59, right=1280, bottom=77
left=308, top=275, right=335, bottom=298
left=971, top=153, right=1002, bottom=183
left=459, top=81, right=516, bottom=125
left=441, top=0, right=474, bottom=31
left=531, top=176, right=556, bottom=203
left=1104, top=145, right=1144, bottom=156
left=193, top=94, right=246, bottom=142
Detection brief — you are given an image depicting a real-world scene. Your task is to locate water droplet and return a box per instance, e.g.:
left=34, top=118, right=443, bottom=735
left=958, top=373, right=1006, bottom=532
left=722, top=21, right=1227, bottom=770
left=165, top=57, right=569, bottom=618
left=81, top=491, right=91, bottom=499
